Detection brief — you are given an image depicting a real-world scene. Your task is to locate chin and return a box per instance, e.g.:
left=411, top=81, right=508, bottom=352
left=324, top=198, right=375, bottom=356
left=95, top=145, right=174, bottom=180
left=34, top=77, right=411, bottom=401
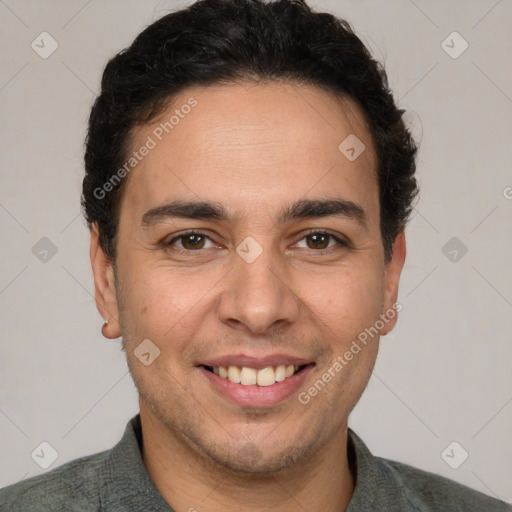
left=206, top=444, right=308, bottom=475
left=189, top=429, right=321, bottom=477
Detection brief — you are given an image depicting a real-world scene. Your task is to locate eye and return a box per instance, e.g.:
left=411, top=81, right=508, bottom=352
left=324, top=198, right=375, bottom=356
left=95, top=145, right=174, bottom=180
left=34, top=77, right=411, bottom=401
left=295, top=231, right=347, bottom=251
left=166, top=231, right=216, bottom=251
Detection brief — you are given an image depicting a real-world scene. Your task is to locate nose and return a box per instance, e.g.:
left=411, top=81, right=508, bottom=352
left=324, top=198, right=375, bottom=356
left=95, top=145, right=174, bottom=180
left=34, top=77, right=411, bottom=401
left=216, top=247, right=301, bottom=335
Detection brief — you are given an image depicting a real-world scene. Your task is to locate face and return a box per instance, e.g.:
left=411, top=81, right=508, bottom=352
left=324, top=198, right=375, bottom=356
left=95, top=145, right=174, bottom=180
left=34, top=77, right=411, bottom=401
left=91, top=81, right=405, bottom=474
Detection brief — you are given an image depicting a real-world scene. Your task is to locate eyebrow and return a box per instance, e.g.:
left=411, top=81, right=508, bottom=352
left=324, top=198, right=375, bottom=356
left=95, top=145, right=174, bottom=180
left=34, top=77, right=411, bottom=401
left=277, top=198, right=367, bottom=227
left=141, top=200, right=229, bottom=227
left=140, top=198, right=367, bottom=228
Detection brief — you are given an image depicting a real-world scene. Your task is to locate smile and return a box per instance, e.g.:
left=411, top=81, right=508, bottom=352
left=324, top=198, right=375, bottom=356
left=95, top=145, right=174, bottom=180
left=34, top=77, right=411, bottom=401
left=203, top=365, right=303, bottom=386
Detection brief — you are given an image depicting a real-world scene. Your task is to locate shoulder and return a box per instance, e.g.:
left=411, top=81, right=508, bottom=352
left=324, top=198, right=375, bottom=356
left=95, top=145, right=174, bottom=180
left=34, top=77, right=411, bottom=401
left=379, top=456, right=512, bottom=511
left=0, top=449, right=109, bottom=512
left=347, top=429, right=511, bottom=511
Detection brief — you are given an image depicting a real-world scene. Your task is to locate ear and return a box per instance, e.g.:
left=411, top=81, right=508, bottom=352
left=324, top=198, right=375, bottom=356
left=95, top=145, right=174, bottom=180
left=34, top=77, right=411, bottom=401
left=90, top=223, right=121, bottom=339
left=380, top=230, right=406, bottom=335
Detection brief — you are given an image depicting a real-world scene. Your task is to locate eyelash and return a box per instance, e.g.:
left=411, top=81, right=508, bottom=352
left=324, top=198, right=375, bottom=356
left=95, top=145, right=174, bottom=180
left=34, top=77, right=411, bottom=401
left=163, top=229, right=350, bottom=255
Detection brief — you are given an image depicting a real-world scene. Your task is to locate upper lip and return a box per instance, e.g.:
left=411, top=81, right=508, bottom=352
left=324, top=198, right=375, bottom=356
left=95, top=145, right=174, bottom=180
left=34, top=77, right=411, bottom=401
left=198, top=353, right=314, bottom=370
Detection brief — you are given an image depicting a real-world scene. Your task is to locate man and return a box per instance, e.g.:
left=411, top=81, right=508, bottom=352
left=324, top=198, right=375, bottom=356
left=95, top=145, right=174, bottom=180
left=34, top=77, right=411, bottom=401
left=1, top=0, right=510, bottom=510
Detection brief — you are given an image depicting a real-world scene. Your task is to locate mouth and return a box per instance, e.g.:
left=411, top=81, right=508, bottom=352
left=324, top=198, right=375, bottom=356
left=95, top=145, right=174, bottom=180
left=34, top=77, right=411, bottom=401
left=202, top=364, right=308, bottom=387
left=197, top=355, right=315, bottom=407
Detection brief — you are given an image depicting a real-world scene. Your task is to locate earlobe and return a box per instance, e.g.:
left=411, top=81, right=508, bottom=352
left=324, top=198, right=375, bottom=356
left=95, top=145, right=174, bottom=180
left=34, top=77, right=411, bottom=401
left=90, top=224, right=121, bottom=339
left=380, top=231, right=406, bottom=336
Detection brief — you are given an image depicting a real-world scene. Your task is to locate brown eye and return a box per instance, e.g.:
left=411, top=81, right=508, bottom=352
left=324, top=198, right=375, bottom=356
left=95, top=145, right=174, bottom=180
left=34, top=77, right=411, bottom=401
left=305, top=233, right=330, bottom=250
left=180, top=234, right=206, bottom=250
left=294, top=231, right=348, bottom=252
left=165, top=232, right=215, bottom=251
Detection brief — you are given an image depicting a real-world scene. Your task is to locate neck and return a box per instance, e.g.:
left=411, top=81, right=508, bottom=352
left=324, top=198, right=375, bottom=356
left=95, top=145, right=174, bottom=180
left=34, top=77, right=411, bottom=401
left=139, top=406, right=355, bottom=512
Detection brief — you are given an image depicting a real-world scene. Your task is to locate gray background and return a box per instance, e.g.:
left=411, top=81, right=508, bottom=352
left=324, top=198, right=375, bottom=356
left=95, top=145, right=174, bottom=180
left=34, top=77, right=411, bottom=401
left=1, top=0, right=511, bottom=503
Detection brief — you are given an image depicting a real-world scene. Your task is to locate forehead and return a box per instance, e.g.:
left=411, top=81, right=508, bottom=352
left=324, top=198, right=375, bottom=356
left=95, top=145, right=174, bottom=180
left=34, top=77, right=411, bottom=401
left=120, top=81, right=378, bottom=222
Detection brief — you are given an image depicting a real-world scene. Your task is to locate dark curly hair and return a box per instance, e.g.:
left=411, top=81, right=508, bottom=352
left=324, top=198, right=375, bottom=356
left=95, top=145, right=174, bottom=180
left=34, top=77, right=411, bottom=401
left=82, top=0, right=418, bottom=263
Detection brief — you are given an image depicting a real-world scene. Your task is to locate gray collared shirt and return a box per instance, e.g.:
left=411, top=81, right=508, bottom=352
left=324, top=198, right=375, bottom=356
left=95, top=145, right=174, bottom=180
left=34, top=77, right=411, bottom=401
left=1, top=414, right=510, bottom=511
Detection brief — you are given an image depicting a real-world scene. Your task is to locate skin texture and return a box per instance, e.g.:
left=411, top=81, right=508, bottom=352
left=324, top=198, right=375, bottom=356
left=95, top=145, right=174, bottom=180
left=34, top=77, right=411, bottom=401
left=90, top=81, right=406, bottom=512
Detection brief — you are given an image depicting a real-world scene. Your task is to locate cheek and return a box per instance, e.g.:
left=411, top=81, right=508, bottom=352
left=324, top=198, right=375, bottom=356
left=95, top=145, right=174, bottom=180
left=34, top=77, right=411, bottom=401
left=298, top=265, right=384, bottom=342
left=117, top=259, right=220, bottom=347
left=301, top=268, right=383, bottom=410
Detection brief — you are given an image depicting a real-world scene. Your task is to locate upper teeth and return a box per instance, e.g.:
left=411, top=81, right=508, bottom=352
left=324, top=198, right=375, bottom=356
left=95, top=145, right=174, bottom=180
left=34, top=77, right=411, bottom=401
left=212, top=365, right=299, bottom=386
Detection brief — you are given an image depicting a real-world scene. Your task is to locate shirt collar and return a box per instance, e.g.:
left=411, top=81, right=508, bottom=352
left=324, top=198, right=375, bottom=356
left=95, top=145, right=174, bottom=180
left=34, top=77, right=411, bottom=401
left=347, top=428, right=413, bottom=510
left=100, top=414, right=173, bottom=511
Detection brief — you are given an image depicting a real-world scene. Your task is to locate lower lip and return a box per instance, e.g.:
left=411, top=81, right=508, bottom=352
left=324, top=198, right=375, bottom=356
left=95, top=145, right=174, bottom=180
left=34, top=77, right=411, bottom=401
left=199, top=365, right=314, bottom=407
